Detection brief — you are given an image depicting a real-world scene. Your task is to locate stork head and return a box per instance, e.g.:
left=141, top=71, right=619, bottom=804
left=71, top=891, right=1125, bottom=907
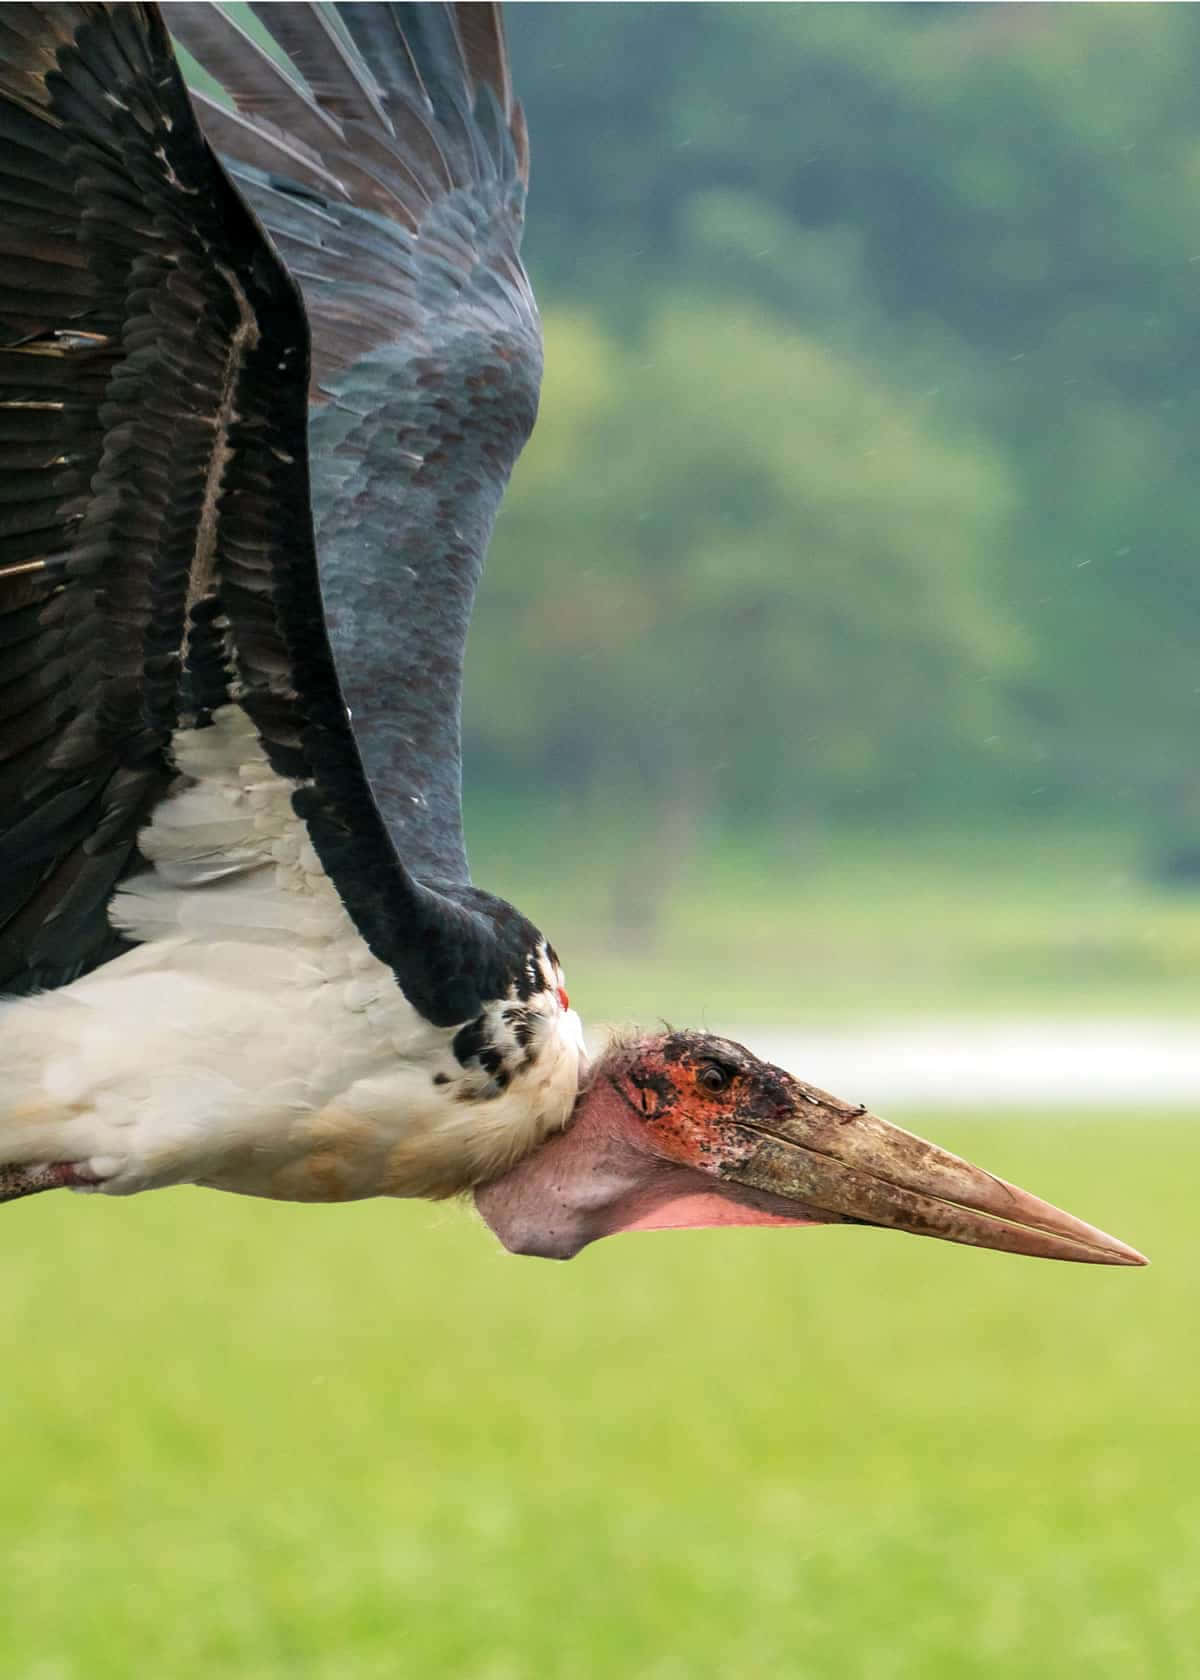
left=474, top=1029, right=1146, bottom=1265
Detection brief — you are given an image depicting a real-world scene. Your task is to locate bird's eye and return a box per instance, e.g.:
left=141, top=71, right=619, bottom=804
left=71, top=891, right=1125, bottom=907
left=697, top=1062, right=731, bottom=1094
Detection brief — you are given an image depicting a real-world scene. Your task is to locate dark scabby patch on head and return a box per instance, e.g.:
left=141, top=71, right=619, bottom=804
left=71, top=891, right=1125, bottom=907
left=432, top=1072, right=450, bottom=1087
left=621, top=1029, right=804, bottom=1128
left=625, top=1064, right=677, bottom=1119
left=656, top=1029, right=749, bottom=1068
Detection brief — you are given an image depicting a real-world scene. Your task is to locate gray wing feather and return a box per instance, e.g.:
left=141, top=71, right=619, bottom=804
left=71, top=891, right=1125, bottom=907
left=173, top=2, right=541, bottom=886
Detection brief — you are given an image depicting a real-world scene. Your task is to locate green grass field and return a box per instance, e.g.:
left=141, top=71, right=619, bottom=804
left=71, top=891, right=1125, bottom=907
left=2, top=1112, right=1192, bottom=1679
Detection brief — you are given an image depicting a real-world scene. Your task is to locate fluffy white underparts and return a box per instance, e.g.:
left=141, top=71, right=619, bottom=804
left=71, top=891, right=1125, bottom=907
left=0, top=705, right=583, bottom=1202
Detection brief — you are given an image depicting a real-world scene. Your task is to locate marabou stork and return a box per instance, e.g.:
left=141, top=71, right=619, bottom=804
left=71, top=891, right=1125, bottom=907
left=0, top=3, right=1144, bottom=1269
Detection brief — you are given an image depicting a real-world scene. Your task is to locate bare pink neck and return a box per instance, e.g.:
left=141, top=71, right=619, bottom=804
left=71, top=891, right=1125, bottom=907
left=473, top=1076, right=646, bottom=1258
left=474, top=1075, right=812, bottom=1259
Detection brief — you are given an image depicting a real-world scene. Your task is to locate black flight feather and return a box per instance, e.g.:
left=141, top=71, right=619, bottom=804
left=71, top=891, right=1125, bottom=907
left=0, top=3, right=547, bottom=1024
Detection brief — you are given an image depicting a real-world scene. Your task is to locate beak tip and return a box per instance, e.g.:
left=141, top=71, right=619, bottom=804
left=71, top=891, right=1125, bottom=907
left=1072, top=1222, right=1149, bottom=1267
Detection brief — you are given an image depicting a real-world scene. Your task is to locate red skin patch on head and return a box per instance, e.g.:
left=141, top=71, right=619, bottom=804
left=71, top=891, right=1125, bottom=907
left=611, top=1060, right=818, bottom=1236
left=556, top=986, right=569, bottom=1012
left=628, top=1061, right=757, bottom=1174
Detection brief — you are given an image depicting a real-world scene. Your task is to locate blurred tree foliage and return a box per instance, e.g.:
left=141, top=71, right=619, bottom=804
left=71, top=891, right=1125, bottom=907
left=460, top=3, right=1200, bottom=842
left=477, top=305, right=1017, bottom=824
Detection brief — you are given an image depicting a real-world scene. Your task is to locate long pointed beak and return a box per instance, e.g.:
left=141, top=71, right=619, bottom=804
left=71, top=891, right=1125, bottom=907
left=722, top=1081, right=1148, bottom=1266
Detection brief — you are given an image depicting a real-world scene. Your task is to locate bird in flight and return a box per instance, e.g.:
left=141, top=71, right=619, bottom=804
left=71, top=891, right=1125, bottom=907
left=0, top=3, right=1144, bottom=1267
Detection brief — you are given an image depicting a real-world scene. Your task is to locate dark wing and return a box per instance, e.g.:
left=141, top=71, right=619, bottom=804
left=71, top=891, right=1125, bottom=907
left=170, top=2, right=542, bottom=886
left=0, top=3, right=537, bottom=1023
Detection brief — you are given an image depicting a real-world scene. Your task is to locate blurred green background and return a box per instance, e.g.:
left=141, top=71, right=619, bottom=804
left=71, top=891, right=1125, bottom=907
left=469, top=2, right=1200, bottom=1027
left=5, top=7, right=1198, bottom=1678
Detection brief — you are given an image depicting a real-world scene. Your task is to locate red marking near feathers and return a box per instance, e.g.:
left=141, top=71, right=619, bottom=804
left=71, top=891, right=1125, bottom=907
left=557, top=986, right=569, bottom=1011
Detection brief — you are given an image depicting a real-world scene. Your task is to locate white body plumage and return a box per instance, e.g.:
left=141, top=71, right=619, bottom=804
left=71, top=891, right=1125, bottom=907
left=0, top=707, right=585, bottom=1202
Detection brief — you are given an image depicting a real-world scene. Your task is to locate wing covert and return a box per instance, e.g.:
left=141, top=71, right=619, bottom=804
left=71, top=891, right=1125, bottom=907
left=173, top=2, right=543, bottom=887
